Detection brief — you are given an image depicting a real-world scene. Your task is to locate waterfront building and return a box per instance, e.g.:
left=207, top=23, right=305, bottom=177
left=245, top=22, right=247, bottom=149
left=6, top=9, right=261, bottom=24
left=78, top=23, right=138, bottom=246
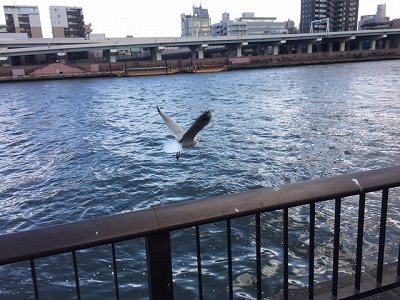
left=181, top=5, right=211, bottom=37
left=211, top=12, right=247, bottom=37
left=211, top=12, right=296, bottom=37
left=359, top=4, right=390, bottom=30
left=0, top=24, right=7, bottom=33
left=3, top=5, right=43, bottom=38
left=300, top=0, right=359, bottom=33
left=49, top=6, right=86, bottom=38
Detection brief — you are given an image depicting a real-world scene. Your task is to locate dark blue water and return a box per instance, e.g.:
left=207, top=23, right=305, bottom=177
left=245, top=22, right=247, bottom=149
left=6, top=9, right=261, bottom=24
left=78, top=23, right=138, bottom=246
left=1, top=60, right=400, bottom=299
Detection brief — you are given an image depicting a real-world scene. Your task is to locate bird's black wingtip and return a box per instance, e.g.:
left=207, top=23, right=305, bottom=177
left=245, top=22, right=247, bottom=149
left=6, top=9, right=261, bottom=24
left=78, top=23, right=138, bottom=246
left=196, top=109, right=212, bottom=124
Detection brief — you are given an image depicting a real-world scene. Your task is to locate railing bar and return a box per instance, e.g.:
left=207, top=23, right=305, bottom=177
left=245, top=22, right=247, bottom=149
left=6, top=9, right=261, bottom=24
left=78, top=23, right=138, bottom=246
left=256, top=213, right=262, bottom=300
left=111, top=243, right=120, bottom=300
left=227, top=219, right=233, bottom=300
left=377, top=188, right=389, bottom=284
left=146, top=232, right=173, bottom=299
left=355, top=192, right=366, bottom=291
left=309, top=203, right=315, bottom=300
left=195, top=225, right=203, bottom=300
left=283, top=208, right=289, bottom=300
left=72, top=251, right=81, bottom=300
left=30, top=259, right=39, bottom=300
left=332, top=197, right=341, bottom=298
left=398, top=237, right=400, bottom=277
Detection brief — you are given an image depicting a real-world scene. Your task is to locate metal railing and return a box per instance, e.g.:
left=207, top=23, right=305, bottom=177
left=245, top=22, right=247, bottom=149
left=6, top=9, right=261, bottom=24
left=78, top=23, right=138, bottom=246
left=1, top=165, right=400, bottom=299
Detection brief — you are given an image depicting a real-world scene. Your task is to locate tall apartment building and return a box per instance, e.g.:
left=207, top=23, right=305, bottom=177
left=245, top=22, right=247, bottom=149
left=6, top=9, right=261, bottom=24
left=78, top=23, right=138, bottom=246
left=300, top=0, right=359, bottom=33
left=3, top=5, right=43, bottom=38
left=50, top=6, right=86, bottom=38
left=181, top=5, right=211, bottom=37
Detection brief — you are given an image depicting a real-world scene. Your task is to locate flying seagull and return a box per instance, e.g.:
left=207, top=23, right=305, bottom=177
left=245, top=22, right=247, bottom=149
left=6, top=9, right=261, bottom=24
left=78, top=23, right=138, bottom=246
left=157, top=106, right=212, bottom=159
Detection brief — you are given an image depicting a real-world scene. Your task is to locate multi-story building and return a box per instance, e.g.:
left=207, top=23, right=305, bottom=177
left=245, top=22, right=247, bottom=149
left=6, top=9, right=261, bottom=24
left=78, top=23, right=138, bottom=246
left=211, top=12, right=296, bottom=37
left=181, top=5, right=211, bottom=37
left=300, top=0, right=359, bottom=33
left=359, top=4, right=390, bottom=30
left=211, top=13, right=247, bottom=37
left=50, top=6, right=86, bottom=38
left=3, top=5, right=43, bottom=38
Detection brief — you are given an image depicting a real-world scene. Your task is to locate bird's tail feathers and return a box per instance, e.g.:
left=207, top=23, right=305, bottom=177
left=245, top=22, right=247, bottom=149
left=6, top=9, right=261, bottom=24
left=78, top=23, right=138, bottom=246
left=163, top=140, right=183, bottom=153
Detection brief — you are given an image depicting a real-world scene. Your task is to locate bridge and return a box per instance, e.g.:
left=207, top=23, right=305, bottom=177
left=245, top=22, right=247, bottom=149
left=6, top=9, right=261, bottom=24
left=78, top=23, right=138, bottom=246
left=1, top=29, right=400, bottom=65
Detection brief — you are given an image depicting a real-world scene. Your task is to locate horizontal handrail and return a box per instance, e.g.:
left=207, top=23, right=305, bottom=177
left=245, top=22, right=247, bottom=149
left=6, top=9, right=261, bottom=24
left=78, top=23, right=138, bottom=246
left=1, top=165, right=400, bottom=266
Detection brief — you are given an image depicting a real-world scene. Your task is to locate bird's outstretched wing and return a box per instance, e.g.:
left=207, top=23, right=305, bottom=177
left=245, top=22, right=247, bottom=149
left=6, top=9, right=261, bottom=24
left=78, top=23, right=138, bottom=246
left=157, top=106, right=185, bottom=140
left=180, top=110, right=212, bottom=143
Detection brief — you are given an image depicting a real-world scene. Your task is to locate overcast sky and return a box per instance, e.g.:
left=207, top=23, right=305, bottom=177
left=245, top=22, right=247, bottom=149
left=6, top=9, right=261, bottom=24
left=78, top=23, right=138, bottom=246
left=1, top=1, right=399, bottom=38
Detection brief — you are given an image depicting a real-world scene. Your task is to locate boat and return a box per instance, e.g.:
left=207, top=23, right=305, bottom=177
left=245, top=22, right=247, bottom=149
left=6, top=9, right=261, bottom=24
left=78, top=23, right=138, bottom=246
left=117, top=66, right=180, bottom=77
left=189, top=66, right=227, bottom=73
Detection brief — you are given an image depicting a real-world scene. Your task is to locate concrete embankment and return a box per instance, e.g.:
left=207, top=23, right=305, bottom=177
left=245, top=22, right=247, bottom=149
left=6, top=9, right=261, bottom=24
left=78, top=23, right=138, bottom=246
left=1, top=49, right=400, bottom=83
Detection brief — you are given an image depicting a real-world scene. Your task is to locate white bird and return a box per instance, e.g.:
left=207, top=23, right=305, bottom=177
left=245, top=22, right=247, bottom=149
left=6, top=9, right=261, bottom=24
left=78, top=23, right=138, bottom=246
left=157, top=106, right=212, bottom=159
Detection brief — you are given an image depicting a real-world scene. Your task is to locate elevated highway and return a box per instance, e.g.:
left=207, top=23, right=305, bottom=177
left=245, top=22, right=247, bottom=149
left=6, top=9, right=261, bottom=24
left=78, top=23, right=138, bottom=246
left=1, top=29, right=400, bottom=64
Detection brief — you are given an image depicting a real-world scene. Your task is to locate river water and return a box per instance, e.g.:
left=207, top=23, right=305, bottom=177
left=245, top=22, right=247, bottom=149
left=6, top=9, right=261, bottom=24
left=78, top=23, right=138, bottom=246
left=1, top=60, right=400, bottom=299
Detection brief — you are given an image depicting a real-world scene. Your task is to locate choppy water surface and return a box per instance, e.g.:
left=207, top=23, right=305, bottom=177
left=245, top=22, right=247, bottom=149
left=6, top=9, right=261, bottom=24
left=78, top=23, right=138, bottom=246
left=1, top=60, right=400, bottom=299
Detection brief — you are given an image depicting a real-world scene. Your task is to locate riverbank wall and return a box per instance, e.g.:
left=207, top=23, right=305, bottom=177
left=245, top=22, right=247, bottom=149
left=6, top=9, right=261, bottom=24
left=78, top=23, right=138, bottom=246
left=1, top=48, right=400, bottom=82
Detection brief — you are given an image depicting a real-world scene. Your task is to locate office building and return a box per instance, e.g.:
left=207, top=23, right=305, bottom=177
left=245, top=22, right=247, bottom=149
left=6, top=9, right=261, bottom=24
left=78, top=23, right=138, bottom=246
left=211, top=12, right=296, bottom=37
left=300, top=0, right=359, bottom=33
left=181, top=5, right=211, bottom=37
left=3, top=5, right=43, bottom=38
left=50, top=6, right=86, bottom=38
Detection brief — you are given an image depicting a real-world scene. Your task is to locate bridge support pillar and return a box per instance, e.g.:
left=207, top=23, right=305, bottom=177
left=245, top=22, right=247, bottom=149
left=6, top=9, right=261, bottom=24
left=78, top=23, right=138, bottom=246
left=190, top=44, right=208, bottom=59
left=339, top=41, right=346, bottom=52
left=359, top=40, right=364, bottom=50
left=397, top=40, right=400, bottom=49
left=370, top=39, right=376, bottom=50
left=197, top=47, right=204, bottom=59
left=57, top=52, right=67, bottom=64
left=0, top=56, right=11, bottom=66
left=198, top=44, right=208, bottom=59
left=236, top=46, right=242, bottom=57
left=297, top=45, right=302, bottom=54
left=150, top=47, right=164, bottom=61
left=273, top=45, right=279, bottom=55
left=109, top=49, right=118, bottom=63
left=257, top=45, right=267, bottom=56
left=328, top=43, right=333, bottom=52
left=384, top=40, right=391, bottom=49
left=307, top=43, right=313, bottom=53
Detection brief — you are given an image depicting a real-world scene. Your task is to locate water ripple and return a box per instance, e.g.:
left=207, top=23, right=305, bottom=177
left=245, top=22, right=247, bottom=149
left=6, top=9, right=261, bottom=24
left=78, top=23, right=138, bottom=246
left=1, top=61, right=400, bottom=298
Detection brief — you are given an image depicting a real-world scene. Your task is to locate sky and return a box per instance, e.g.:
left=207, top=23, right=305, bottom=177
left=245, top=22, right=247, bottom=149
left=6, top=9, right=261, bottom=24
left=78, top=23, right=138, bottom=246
left=1, top=1, right=399, bottom=38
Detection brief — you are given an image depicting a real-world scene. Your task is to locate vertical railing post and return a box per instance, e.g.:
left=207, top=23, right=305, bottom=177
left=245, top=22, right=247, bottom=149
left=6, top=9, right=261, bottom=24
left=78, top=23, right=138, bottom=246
left=227, top=219, right=233, bottom=300
left=332, top=198, right=342, bottom=298
left=111, top=243, right=120, bottom=300
left=195, top=226, right=203, bottom=300
left=283, top=208, right=289, bottom=300
left=30, top=259, right=39, bottom=300
left=72, top=251, right=81, bottom=300
left=377, top=188, right=389, bottom=284
left=256, top=213, right=262, bottom=300
left=355, top=193, right=366, bottom=291
left=309, top=203, right=315, bottom=300
left=146, top=231, right=174, bottom=300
